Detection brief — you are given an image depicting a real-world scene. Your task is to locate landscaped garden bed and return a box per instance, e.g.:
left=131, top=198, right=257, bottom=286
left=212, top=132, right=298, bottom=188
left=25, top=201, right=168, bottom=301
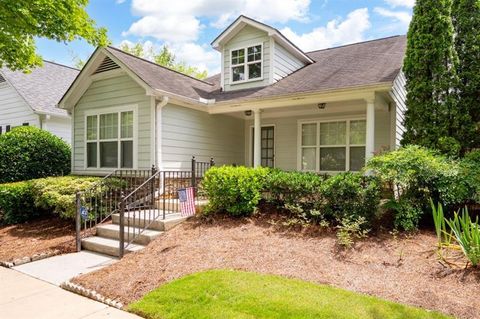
left=0, top=217, right=75, bottom=264
left=72, top=214, right=479, bottom=319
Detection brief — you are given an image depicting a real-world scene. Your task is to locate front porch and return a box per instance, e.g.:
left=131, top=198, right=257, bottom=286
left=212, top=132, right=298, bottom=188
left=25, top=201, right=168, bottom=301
left=222, top=92, right=396, bottom=173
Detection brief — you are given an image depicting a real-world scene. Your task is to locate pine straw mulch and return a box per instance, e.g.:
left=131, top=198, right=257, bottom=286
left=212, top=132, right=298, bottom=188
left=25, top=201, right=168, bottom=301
left=72, top=213, right=480, bottom=319
left=0, top=217, right=76, bottom=262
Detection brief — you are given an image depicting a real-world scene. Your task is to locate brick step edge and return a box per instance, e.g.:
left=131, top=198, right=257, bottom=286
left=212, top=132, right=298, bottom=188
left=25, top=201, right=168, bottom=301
left=0, top=249, right=62, bottom=268
left=60, top=280, right=123, bottom=309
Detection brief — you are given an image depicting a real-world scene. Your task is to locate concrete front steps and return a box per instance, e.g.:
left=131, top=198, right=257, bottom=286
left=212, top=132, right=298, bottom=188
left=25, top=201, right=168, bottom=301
left=81, top=209, right=187, bottom=257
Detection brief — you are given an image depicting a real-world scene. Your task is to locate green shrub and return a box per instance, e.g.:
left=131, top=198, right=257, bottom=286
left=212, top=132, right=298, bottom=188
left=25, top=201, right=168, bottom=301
left=202, top=166, right=269, bottom=216
left=265, top=170, right=326, bottom=204
left=0, top=126, right=71, bottom=183
left=0, top=176, right=101, bottom=224
left=459, top=150, right=480, bottom=202
left=366, top=145, right=469, bottom=230
left=31, top=176, right=101, bottom=219
left=320, top=172, right=381, bottom=224
left=0, top=181, right=39, bottom=224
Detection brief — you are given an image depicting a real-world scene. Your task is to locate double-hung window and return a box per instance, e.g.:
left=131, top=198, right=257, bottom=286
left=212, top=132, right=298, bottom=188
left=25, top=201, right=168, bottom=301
left=300, top=119, right=366, bottom=172
left=231, top=44, right=262, bottom=83
left=86, top=109, right=134, bottom=169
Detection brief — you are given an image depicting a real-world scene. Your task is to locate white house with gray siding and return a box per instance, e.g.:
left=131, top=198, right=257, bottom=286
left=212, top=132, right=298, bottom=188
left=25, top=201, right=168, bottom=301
left=59, top=15, right=407, bottom=175
left=0, top=61, right=78, bottom=143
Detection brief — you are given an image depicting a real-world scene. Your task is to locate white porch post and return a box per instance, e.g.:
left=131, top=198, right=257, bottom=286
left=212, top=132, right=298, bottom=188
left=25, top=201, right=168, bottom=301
left=365, top=98, right=375, bottom=160
left=253, top=109, right=262, bottom=167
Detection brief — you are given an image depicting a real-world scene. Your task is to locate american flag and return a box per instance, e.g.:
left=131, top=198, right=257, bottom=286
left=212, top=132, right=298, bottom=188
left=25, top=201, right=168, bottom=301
left=178, top=187, right=196, bottom=217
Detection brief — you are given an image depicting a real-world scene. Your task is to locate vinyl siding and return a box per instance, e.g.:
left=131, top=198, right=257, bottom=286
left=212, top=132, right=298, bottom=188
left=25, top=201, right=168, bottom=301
left=0, top=82, right=40, bottom=132
left=244, top=103, right=393, bottom=171
left=374, top=99, right=392, bottom=152
left=161, top=104, right=245, bottom=170
left=390, top=72, right=407, bottom=147
left=43, top=116, right=71, bottom=144
left=72, top=74, right=152, bottom=174
left=223, top=25, right=271, bottom=91
left=273, top=42, right=305, bottom=82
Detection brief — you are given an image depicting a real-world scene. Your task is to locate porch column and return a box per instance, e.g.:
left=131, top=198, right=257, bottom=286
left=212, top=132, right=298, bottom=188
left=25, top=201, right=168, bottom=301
left=253, top=109, right=262, bottom=167
left=365, top=98, right=375, bottom=160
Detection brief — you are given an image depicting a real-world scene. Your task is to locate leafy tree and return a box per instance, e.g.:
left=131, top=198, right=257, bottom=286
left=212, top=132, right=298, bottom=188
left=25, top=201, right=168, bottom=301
left=402, top=0, right=461, bottom=153
left=452, top=0, right=480, bottom=151
left=120, top=42, right=208, bottom=80
left=0, top=0, right=108, bottom=71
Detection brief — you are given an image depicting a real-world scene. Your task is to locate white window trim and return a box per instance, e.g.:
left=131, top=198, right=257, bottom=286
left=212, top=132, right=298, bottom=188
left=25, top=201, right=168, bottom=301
left=84, top=104, right=138, bottom=170
left=230, top=43, right=263, bottom=84
left=297, top=117, right=366, bottom=173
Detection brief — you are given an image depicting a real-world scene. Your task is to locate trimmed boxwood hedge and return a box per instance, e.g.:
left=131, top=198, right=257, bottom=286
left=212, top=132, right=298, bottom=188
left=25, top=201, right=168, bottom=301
left=0, top=176, right=101, bottom=225
left=202, top=167, right=381, bottom=226
left=0, top=126, right=71, bottom=183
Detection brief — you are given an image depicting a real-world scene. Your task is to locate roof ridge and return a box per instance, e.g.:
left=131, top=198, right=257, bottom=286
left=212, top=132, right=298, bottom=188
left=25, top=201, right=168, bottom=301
left=305, top=35, right=406, bottom=55
left=106, top=45, right=214, bottom=86
left=42, top=60, right=80, bottom=71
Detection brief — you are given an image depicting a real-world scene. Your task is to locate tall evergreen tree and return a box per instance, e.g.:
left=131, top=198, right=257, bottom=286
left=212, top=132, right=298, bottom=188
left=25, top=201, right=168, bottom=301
left=452, top=0, right=480, bottom=151
left=402, top=0, right=460, bottom=152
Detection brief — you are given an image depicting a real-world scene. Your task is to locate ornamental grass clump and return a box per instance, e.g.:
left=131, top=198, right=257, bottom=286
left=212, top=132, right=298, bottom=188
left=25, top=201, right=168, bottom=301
left=432, top=200, right=480, bottom=268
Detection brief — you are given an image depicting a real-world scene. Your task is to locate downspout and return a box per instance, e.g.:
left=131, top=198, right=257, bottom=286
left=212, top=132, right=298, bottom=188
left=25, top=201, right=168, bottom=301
left=155, top=96, right=169, bottom=169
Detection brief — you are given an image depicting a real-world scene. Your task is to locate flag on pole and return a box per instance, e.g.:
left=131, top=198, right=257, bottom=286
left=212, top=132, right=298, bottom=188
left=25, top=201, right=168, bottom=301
left=178, top=187, right=196, bottom=217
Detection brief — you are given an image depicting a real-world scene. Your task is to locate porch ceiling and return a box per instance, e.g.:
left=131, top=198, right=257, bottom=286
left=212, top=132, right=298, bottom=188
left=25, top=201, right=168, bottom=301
left=227, top=99, right=368, bottom=120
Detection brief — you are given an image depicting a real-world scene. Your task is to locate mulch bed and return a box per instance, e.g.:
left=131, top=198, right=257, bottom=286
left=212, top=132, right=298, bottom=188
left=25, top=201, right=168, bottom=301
left=73, top=214, right=480, bottom=319
left=0, top=217, right=76, bottom=263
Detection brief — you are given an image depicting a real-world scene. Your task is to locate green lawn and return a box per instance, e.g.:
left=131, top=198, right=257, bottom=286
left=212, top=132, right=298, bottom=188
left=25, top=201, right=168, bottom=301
left=128, top=270, right=451, bottom=319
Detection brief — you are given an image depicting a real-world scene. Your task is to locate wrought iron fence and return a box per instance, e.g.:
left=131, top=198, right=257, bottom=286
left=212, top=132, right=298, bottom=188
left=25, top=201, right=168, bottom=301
left=76, top=157, right=215, bottom=257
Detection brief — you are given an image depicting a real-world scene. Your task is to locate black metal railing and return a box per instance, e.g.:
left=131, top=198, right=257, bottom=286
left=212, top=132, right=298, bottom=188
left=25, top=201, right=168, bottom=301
left=75, top=168, right=156, bottom=252
left=75, top=157, right=215, bottom=257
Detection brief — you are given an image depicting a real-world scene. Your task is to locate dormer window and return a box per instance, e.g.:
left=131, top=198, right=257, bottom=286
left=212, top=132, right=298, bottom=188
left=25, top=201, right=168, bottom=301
left=231, top=44, right=262, bottom=83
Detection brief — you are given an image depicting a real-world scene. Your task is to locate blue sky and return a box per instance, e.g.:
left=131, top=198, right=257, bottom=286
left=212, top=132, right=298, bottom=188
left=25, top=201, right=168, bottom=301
left=36, top=0, right=414, bottom=74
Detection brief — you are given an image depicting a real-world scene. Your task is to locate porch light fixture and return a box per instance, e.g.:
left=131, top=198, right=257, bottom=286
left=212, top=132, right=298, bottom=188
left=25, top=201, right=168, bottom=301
left=317, top=103, right=327, bottom=110
left=244, top=110, right=252, bottom=116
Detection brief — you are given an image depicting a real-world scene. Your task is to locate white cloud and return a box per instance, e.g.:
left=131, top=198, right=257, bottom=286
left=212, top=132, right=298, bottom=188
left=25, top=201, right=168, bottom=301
left=123, top=15, right=201, bottom=42
left=170, top=43, right=221, bottom=74
left=385, top=0, right=415, bottom=8
left=374, top=7, right=412, bottom=27
left=280, top=8, right=371, bottom=52
left=116, top=0, right=126, bottom=4
left=117, top=40, right=220, bottom=74
left=124, top=0, right=311, bottom=42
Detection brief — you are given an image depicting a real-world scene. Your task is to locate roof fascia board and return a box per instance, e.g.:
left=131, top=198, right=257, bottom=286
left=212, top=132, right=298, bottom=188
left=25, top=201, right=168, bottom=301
left=212, top=16, right=313, bottom=64
left=34, top=110, right=71, bottom=119
left=270, top=33, right=314, bottom=64
left=58, top=48, right=103, bottom=109
left=59, top=48, right=155, bottom=109
left=0, top=70, right=38, bottom=114
left=208, top=83, right=393, bottom=114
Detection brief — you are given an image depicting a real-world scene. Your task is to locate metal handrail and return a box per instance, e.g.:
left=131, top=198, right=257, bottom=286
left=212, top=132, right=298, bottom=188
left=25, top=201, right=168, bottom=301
left=122, top=170, right=161, bottom=202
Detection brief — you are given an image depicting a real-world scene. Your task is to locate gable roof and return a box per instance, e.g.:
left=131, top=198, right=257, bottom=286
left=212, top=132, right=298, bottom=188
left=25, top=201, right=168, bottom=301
left=211, top=15, right=314, bottom=64
left=208, top=35, right=407, bottom=103
left=103, top=35, right=406, bottom=106
left=105, top=46, right=215, bottom=101
left=1, top=61, right=79, bottom=116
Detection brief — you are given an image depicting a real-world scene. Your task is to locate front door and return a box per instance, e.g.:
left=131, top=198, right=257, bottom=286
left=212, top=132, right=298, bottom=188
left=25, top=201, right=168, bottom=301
left=252, top=126, right=275, bottom=168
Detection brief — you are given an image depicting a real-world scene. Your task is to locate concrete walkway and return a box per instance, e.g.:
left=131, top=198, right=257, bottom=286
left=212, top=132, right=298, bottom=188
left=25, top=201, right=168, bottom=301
left=13, top=251, right=117, bottom=285
left=0, top=267, right=141, bottom=319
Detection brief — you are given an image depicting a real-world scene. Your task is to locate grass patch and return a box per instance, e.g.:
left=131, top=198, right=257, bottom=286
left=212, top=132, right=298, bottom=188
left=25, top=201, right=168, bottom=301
left=128, top=270, right=451, bottom=319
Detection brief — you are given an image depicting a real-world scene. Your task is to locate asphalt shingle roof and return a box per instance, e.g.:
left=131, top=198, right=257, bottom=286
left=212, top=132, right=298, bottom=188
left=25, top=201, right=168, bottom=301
left=104, top=35, right=406, bottom=105
left=1, top=61, right=79, bottom=116
left=208, top=35, right=407, bottom=102
left=105, top=46, right=215, bottom=101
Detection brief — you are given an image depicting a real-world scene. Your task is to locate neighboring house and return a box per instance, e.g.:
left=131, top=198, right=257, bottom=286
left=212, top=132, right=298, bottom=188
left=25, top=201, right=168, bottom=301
left=59, top=15, right=406, bottom=175
left=0, top=61, right=79, bottom=143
